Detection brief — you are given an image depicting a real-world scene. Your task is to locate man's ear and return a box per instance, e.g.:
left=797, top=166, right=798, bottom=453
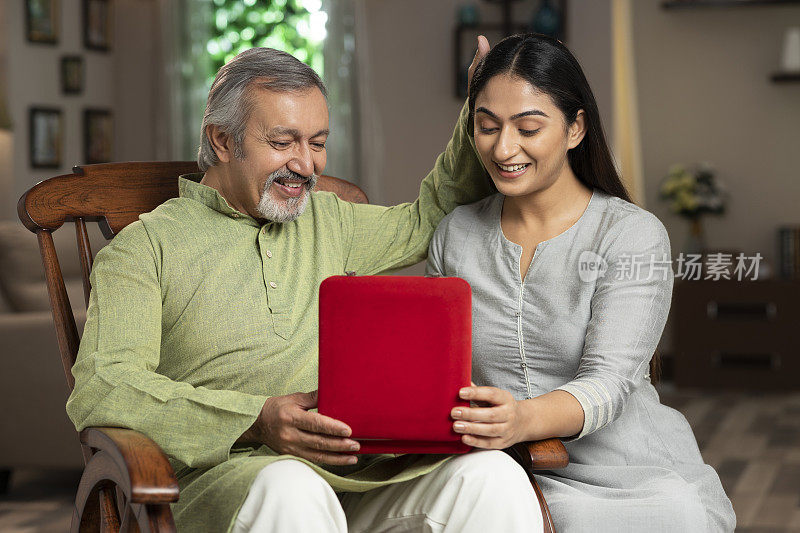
left=567, top=110, right=587, bottom=150
left=207, top=124, right=232, bottom=163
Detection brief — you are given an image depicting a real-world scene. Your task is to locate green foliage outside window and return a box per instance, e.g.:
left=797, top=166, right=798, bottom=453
left=206, top=0, right=327, bottom=86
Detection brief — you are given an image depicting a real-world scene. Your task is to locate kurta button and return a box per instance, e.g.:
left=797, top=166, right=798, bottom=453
left=521, top=362, right=527, bottom=368
left=269, top=281, right=277, bottom=289
left=266, top=250, right=272, bottom=258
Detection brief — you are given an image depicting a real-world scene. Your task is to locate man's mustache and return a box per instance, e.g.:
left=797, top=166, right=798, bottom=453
left=267, top=169, right=317, bottom=187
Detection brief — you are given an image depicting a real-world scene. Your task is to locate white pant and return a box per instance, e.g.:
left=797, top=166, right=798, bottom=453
left=232, top=450, right=544, bottom=533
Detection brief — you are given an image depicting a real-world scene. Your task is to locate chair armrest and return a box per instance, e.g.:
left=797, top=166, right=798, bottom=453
left=525, top=438, right=569, bottom=469
left=505, top=438, right=569, bottom=473
left=79, top=427, right=179, bottom=504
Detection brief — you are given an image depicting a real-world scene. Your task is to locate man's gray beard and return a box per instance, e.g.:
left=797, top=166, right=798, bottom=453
left=256, top=169, right=318, bottom=222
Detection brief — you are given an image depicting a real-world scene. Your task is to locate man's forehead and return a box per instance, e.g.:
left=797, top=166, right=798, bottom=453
left=249, top=85, right=329, bottom=134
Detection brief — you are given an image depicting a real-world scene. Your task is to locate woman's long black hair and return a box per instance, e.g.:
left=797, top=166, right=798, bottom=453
left=468, top=33, right=632, bottom=204
left=468, top=34, right=668, bottom=380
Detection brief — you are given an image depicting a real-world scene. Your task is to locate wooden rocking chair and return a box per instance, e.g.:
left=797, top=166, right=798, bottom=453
left=17, top=161, right=568, bottom=532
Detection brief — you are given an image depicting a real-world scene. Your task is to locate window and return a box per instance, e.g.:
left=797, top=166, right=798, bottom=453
left=207, top=0, right=328, bottom=86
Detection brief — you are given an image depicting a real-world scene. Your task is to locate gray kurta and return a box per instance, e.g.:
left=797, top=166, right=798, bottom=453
left=426, top=189, right=736, bottom=532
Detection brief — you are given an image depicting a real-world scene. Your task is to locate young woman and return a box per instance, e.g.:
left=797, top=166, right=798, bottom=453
left=427, top=34, right=736, bottom=532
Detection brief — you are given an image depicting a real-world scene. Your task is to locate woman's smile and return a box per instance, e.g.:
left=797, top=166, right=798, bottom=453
left=494, top=161, right=531, bottom=179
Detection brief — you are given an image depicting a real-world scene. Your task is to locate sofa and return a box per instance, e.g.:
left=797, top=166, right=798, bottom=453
left=0, top=220, right=108, bottom=478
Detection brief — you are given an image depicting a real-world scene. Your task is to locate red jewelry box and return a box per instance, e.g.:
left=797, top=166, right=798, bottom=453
left=318, top=275, right=472, bottom=454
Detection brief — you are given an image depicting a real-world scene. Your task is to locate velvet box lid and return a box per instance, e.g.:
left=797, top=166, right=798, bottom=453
left=318, top=275, right=472, bottom=454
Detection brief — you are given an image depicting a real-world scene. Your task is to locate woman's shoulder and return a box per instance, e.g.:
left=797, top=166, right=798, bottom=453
left=435, top=192, right=501, bottom=236
left=591, top=190, right=670, bottom=250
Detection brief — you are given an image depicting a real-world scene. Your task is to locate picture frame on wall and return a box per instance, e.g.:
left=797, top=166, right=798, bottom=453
left=61, top=56, right=84, bottom=95
left=84, top=109, right=113, bottom=164
left=25, top=0, right=59, bottom=44
left=453, top=24, right=527, bottom=98
left=29, top=107, right=63, bottom=169
left=83, top=0, right=111, bottom=51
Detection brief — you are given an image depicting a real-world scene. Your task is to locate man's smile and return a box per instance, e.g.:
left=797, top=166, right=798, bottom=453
left=273, top=179, right=308, bottom=198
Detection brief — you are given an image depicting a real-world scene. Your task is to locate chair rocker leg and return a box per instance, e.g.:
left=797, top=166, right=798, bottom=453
left=71, top=449, right=175, bottom=533
left=503, top=444, right=558, bottom=533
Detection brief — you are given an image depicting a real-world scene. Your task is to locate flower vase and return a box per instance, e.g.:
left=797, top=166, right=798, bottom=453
left=685, top=217, right=706, bottom=256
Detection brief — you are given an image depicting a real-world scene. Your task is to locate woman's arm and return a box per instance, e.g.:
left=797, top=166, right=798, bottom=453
left=454, top=211, right=673, bottom=448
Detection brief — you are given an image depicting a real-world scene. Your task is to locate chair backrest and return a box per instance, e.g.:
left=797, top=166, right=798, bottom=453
left=17, top=161, right=368, bottom=392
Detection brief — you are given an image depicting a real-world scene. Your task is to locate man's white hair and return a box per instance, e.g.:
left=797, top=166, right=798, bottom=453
left=197, top=48, right=328, bottom=171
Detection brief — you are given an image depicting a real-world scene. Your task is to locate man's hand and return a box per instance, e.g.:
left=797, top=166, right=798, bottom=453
left=450, top=384, right=527, bottom=449
left=467, top=35, right=491, bottom=96
left=240, top=390, right=360, bottom=466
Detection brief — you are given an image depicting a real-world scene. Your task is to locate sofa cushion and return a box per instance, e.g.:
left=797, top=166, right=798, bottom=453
left=3, top=277, right=87, bottom=313
left=0, top=221, right=104, bottom=312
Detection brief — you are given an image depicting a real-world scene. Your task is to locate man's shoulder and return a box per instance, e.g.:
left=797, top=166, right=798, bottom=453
left=308, top=189, right=341, bottom=209
left=306, top=188, right=364, bottom=224
left=139, top=197, right=203, bottom=227
left=93, top=218, right=155, bottom=267
left=99, top=198, right=202, bottom=257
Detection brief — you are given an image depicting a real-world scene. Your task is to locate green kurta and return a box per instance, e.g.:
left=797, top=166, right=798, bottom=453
left=65, top=104, right=491, bottom=532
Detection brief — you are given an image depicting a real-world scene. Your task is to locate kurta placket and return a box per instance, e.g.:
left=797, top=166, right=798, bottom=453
left=258, top=223, right=289, bottom=339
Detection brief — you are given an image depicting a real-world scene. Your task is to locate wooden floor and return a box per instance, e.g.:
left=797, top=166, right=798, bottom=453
left=659, top=386, right=800, bottom=532
left=0, top=468, right=78, bottom=532
left=0, top=386, right=798, bottom=532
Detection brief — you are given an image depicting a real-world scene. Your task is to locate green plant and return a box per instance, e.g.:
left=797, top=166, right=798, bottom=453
left=659, top=163, right=727, bottom=219
left=207, top=0, right=327, bottom=86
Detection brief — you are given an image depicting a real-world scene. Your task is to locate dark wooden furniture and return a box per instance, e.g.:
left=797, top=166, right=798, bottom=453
left=18, top=161, right=568, bottom=532
left=662, top=0, right=800, bottom=8
left=672, top=279, right=800, bottom=390
left=770, top=72, right=800, bottom=83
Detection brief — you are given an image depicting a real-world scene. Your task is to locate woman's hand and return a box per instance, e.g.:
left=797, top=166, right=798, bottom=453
left=451, top=384, right=528, bottom=449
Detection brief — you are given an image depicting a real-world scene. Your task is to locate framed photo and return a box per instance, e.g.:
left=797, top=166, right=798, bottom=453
left=84, top=109, right=113, bottom=164
left=61, top=56, right=84, bottom=95
left=29, top=107, right=63, bottom=169
left=25, top=0, right=59, bottom=44
left=83, top=0, right=111, bottom=51
left=454, top=24, right=527, bottom=99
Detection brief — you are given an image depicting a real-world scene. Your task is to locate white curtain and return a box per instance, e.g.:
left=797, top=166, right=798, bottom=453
left=155, top=0, right=213, bottom=162
left=350, top=0, right=383, bottom=201
left=611, top=0, right=645, bottom=206
left=321, top=0, right=362, bottom=185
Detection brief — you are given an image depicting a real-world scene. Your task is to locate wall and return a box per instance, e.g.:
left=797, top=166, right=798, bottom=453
left=360, top=0, right=603, bottom=273
left=361, top=0, right=800, bottom=276
left=2, top=0, right=158, bottom=220
left=634, top=1, right=800, bottom=271
left=0, top=0, right=12, bottom=220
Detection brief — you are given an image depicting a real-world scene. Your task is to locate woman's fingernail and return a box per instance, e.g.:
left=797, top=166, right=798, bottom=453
left=348, top=456, right=358, bottom=464
left=454, top=422, right=465, bottom=431
left=459, top=388, right=470, bottom=398
left=452, top=409, right=462, bottom=418
left=350, top=442, right=360, bottom=451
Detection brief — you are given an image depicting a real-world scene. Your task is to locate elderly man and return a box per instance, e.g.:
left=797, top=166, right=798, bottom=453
left=66, top=45, right=544, bottom=532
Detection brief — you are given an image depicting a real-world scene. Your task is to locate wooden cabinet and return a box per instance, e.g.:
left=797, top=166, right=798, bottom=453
left=672, top=280, right=800, bottom=389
